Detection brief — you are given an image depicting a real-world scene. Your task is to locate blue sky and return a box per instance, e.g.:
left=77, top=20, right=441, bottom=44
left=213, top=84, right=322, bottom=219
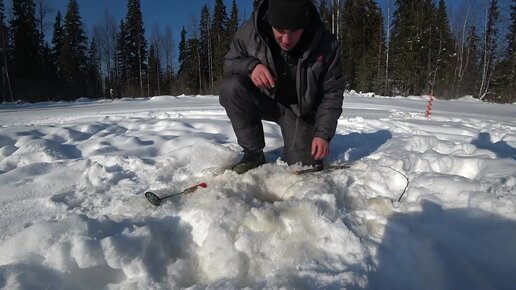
left=6, top=0, right=511, bottom=50
left=43, top=0, right=255, bottom=39
left=29, top=0, right=511, bottom=40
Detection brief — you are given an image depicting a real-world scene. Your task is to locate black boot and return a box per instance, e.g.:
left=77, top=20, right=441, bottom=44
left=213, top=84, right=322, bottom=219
left=232, top=150, right=265, bottom=174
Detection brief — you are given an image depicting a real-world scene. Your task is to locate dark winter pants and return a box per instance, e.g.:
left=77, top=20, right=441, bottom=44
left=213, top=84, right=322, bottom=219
left=219, top=75, right=320, bottom=166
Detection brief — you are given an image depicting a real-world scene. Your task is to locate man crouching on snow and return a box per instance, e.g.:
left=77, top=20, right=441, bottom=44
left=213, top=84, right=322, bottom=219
left=219, top=0, right=344, bottom=174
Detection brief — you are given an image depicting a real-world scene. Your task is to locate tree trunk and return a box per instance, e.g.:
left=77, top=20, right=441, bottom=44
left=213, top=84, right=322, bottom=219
left=138, top=33, right=144, bottom=97
left=455, top=6, right=470, bottom=84
left=385, top=0, right=391, bottom=94
left=1, top=26, right=13, bottom=102
left=479, top=9, right=491, bottom=100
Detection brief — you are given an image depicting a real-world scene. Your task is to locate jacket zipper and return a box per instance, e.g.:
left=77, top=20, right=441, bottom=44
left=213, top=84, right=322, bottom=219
left=281, top=50, right=288, bottom=76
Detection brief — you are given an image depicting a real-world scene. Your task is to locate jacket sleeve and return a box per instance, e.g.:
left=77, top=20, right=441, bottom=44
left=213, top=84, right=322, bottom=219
left=314, top=40, right=344, bottom=141
left=223, top=22, right=261, bottom=77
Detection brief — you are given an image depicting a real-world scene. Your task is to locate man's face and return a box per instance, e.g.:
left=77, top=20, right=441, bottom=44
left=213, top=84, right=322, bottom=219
left=272, top=27, right=304, bottom=51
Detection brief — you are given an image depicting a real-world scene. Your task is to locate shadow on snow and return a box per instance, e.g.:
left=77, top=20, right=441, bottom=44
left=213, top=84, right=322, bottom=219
left=471, top=132, right=516, bottom=160
left=330, top=130, right=392, bottom=162
left=264, top=130, right=392, bottom=164
left=367, top=201, right=516, bottom=290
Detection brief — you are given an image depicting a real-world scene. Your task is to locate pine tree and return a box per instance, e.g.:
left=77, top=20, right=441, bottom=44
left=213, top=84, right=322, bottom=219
left=40, top=39, right=54, bottom=100
left=177, top=27, right=200, bottom=94
left=389, top=0, right=417, bottom=95
left=494, top=0, right=515, bottom=103
left=10, top=0, right=43, bottom=102
left=432, top=0, right=456, bottom=99
left=459, top=25, right=481, bottom=96
left=47, top=10, right=62, bottom=99
left=226, top=0, right=239, bottom=49
left=86, top=38, right=100, bottom=98
left=478, top=0, right=500, bottom=100
left=147, top=44, right=154, bottom=96
left=389, top=0, right=436, bottom=96
left=86, top=38, right=101, bottom=98
left=124, top=0, right=147, bottom=97
left=149, top=25, right=162, bottom=96
left=34, top=0, right=53, bottom=101
left=162, top=25, right=175, bottom=95
left=199, top=5, right=212, bottom=94
left=506, top=0, right=516, bottom=102
left=211, top=0, right=228, bottom=85
left=51, top=11, right=63, bottom=69
left=341, top=0, right=385, bottom=93
left=115, top=20, right=128, bottom=97
left=59, top=0, right=88, bottom=100
left=147, top=43, right=161, bottom=96
left=0, top=0, right=13, bottom=102
left=178, top=26, right=187, bottom=78
left=0, top=0, right=4, bottom=41
left=418, top=0, right=436, bottom=94
left=0, top=0, right=4, bottom=102
left=226, top=0, right=239, bottom=86
left=0, top=0, right=4, bottom=34
left=184, top=37, right=201, bottom=94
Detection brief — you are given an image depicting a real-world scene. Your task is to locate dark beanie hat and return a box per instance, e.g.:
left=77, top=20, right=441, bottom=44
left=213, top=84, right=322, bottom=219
left=267, top=0, right=311, bottom=30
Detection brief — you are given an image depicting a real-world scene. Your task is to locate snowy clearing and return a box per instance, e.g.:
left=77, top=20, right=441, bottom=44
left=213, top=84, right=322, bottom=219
left=0, top=93, right=515, bottom=289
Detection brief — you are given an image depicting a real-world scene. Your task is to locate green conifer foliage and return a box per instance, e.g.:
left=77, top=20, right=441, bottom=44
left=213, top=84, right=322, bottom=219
left=10, top=0, right=43, bottom=101
left=212, top=0, right=229, bottom=84
left=124, top=0, right=147, bottom=96
left=59, top=0, right=88, bottom=100
left=341, top=0, right=385, bottom=93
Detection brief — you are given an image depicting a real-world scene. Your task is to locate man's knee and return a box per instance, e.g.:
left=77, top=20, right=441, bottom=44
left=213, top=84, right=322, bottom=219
left=219, top=75, right=251, bottom=107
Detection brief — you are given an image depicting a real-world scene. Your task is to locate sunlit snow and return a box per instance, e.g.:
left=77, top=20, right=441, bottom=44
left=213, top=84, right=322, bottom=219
left=0, top=93, right=515, bottom=289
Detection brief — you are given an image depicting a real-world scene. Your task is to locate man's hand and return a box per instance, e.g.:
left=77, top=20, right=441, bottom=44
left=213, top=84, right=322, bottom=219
left=251, top=64, right=275, bottom=89
left=311, top=137, right=330, bottom=160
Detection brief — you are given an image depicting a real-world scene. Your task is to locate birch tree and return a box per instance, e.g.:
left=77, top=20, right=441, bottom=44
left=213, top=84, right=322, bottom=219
left=162, top=25, right=174, bottom=94
left=93, top=9, right=117, bottom=97
left=478, top=0, right=500, bottom=100
left=150, top=24, right=162, bottom=95
left=35, top=0, right=52, bottom=43
left=453, top=2, right=472, bottom=94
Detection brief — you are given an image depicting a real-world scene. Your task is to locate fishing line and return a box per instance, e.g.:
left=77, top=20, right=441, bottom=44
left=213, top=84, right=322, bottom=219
left=379, top=165, right=410, bottom=202
left=280, top=163, right=410, bottom=203
left=281, top=171, right=336, bottom=200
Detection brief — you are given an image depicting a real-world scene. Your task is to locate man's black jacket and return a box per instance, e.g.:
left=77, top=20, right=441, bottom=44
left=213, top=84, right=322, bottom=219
left=223, top=0, right=345, bottom=141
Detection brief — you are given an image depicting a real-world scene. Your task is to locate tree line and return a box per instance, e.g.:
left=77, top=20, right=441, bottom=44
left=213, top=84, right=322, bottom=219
left=327, top=0, right=514, bottom=103
left=0, top=0, right=514, bottom=104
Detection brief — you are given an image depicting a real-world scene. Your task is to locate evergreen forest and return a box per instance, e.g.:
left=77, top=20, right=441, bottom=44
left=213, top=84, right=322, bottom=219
left=0, top=0, right=514, bottom=103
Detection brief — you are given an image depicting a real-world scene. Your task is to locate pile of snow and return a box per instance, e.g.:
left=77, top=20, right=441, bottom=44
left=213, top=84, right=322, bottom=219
left=456, top=95, right=482, bottom=102
left=75, top=97, right=94, bottom=103
left=0, top=93, right=515, bottom=289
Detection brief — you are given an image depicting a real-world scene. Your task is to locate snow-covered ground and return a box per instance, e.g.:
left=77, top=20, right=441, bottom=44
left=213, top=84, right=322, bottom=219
left=0, top=93, right=515, bottom=289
